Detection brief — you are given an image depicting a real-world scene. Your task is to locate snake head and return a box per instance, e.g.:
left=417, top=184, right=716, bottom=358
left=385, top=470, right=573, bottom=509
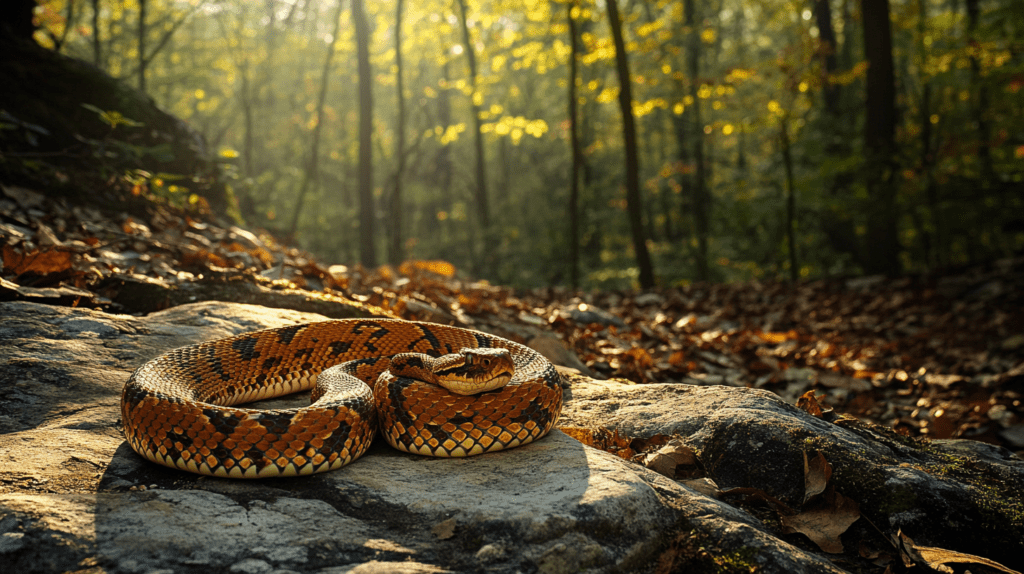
left=434, top=348, right=515, bottom=395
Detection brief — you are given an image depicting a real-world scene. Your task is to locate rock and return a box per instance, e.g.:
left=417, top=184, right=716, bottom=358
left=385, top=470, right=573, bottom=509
left=527, top=332, right=601, bottom=378
left=0, top=300, right=1021, bottom=573
left=561, top=378, right=1024, bottom=571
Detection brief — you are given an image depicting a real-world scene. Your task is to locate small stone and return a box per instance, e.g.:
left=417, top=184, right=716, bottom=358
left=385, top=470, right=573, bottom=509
left=228, top=558, right=273, bottom=574
left=475, top=543, right=506, bottom=563
left=0, top=532, right=25, bottom=554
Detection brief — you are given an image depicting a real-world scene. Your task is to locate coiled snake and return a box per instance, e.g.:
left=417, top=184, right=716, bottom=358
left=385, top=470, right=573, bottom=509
left=121, top=319, right=564, bottom=478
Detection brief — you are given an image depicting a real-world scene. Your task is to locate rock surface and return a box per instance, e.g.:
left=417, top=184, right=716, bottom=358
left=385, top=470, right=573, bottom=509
left=0, top=300, right=1021, bottom=573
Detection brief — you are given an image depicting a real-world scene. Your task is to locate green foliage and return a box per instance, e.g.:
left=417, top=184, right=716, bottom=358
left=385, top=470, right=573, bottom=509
left=34, top=0, right=1024, bottom=287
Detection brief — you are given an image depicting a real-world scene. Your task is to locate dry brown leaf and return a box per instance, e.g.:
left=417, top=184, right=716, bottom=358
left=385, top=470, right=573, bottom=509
left=803, top=451, right=832, bottom=504
left=2, top=244, right=75, bottom=277
left=895, top=530, right=1021, bottom=574
left=780, top=486, right=860, bottom=553
left=642, top=439, right=699, bottom=479
left=558, top=426, right=634, bottom=459
left=796, top=390, right=826, bottom=418
left=431, top=518, right=456, bottom=540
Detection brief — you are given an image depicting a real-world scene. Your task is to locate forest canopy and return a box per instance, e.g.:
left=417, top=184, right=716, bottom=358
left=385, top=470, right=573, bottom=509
left=20, top=0, right=1024, bottom=288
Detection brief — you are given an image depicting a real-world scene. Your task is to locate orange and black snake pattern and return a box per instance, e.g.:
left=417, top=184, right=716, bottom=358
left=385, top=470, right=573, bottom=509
left=121, top=319, right=564, bottom=478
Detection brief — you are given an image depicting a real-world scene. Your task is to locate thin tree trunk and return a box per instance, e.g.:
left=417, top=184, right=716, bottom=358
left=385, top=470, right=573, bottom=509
left=92, top=0, right=101, bottom=67
left=285, top=0, right=344, bottom=240
left=812, top=0, right=840, bottom=117
left=567, top=1, right=582, bottom=289
left=137, top=0, right=146, bottom=91
left=780, top=118, right=798, bottom=282
left=916, top=0, right=940, bottom=267
left=454, top=0, right=490, bottom=245
left=353, top=0, right=375, bottom=268
left=240, top=58, right=254, bottom=179
left=685, top=0, right=709, bottom=281
left=965, top=0, right=991, bottom=178
left=606, top=0, right=655, bottom=289
left=861, top=0, right=901, bottom=276
left=387, top=0, right=406, bottom=266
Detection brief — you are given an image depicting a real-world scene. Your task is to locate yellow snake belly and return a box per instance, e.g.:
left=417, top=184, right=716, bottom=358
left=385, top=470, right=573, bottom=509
left=120, top=319, right=564, bottom=478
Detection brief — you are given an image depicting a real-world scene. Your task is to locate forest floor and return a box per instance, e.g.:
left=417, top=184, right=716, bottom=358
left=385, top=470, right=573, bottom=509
left=2, top=182, right=1023, bottom=460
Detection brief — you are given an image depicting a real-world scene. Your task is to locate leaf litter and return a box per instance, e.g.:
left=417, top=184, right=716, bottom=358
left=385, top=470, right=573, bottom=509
left=2, top=182, right=1023, bottom=571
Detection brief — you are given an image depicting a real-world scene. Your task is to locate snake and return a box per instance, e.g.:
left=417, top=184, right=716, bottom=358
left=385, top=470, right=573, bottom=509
left=121, top=319, right=564, bottom=478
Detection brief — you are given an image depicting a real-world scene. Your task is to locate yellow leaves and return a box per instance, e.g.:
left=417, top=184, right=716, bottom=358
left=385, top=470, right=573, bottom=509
left=633, top=98, right=668, bottom=117
left=697, top=84, right=712, bottom=99
left=829, top=61, right=868, bottom=86
left=482, top=116, right=548, bottom=145
left=429, top=123, right=465, bottom=145
left=722, top=124, right=734, bottom=135
left=636, top=20, right=663, bottom=38
left=491, top=55, right=507, bottom=72
left=725, top=67, right=754, bottom=83
left=81, top=104, right=143, bottom=129
left=672, top=103, right=684, bottom=115
left=701, top=27, right=716, bottom=44
left=218, top=148, right=239, bottom=159
left=595, top=87, right=619, bottom=104
left=194, top=89, right=205, bottom=100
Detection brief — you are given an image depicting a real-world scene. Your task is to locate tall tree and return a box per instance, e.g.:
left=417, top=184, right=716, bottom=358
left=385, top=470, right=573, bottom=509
left=454, top=0, right=490, bottom=244
left=965, top=0, right=991, bottom=178
left=567, top=1, right=582, bottom=289
left=353, top=0, right=376, bottom=267
left=388, top=0, right=407, bottom=266
left=606, top=0, right=655, bottom=289
left=860, top=0, right=901, bottom=275
left=91, top=0, right=101, bottom=66
left=684, top=0, right=709, bottom=281
left=285, top=0, right=344, bottom=240
left=138, top=0, right=147, bottom=91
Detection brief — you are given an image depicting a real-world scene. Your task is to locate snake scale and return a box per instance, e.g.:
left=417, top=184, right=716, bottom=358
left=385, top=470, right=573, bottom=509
left=121, top=319, right=564, bottom=478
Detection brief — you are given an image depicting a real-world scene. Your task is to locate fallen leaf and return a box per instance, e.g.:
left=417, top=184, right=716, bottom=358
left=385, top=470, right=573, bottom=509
left=431, top=517, right=456, bottom=540
left=797, top=391, right=827, bottom=418
left=895, top=530, right=1021, bottom=574
left=803, top=451, right=831, bottom=504
left=781, top=486, right=860, bottom=553
left=643, top=438, right=698, bottom=479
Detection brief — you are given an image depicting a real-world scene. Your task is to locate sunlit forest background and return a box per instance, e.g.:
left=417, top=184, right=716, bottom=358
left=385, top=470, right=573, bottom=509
left=27, top=0, right=1024, bottom=289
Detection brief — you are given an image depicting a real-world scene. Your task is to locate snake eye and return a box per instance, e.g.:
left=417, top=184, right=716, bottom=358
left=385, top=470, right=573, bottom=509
left=482, top=358, right=491, bottom=367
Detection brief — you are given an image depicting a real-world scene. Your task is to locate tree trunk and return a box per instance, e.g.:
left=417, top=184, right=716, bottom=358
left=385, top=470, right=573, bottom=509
left=285, top=0, right=344, bottom=241
left=860, top=0, right=901, bottom=276
left=388, top=0, right=406, bottom=266
left=812, top=0, right=841, bottom=117
left=965, top=0, right=991, bottom=178
left=685, top=0, right=709, bottom=281
left=780, top=118, right=798, bottom=282
left=91, top=0, right=101, bottom=67
left=353, top=0, right=376, bottom=268
left=138, top=0, right=147, bottom=92
left=567, top=1, right=582, bottom=289
left=606, top=0, right=655, bottom=289
left=454, top=0, right=490, bottom=254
